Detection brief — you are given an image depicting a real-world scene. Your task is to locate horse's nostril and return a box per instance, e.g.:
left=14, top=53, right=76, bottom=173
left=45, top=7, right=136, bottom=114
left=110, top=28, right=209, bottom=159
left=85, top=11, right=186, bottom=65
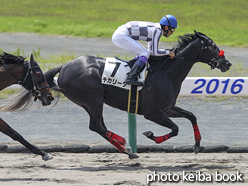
left=227, top=62, right=232, bottom=67
left=48, top=96, right=54, bottom=101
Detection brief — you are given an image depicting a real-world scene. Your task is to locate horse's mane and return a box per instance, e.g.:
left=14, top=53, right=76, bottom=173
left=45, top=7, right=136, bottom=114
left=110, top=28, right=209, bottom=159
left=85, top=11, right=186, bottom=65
left=147, top=33, right=198, bottom=71
left=175, top=33, right=197, bottom=49
left=0, top=52, right=25, bottom=64
left=148, top=33, right=197, bottom=61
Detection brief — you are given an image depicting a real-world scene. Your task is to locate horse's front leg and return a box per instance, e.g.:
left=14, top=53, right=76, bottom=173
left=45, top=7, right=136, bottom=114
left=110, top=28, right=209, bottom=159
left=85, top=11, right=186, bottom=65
left=0, top=118, right=53, bottom=161
left=166, top=106, right=201, bottom=154
left=143, top=109, right=179, bottom=144
left=88, top=115, right=139, bottom=159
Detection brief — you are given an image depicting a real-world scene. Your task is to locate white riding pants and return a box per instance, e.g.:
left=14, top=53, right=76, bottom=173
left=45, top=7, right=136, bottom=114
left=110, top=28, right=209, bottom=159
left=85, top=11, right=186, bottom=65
left=112, top=26, right=150, bottom=59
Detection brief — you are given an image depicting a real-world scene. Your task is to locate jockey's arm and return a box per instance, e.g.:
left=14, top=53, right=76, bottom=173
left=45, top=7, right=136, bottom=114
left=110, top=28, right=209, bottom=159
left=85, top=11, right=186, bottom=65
left=148, top=30, right=170, bottom=57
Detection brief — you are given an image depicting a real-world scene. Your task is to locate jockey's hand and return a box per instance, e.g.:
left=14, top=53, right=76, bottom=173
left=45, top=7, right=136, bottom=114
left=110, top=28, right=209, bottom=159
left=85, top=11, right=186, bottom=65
left=169, top=50, right=175, bottom=59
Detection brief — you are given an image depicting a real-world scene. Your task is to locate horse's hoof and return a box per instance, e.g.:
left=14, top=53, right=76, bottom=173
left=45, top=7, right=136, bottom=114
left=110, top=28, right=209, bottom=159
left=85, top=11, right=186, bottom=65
left=124, top=147, right=133, bottom=155
left=42, top=153, right=53, bottom=161
left=143, top=131, right=155, bottom=141
left=129, top=153, right=139, bottom=159
left=143, top=131, right=153, bottom=138
left=193, top=142, right=200, bottom=154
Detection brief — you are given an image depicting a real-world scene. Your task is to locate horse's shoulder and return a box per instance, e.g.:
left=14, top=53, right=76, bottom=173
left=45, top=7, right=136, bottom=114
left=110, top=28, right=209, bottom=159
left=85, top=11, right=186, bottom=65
left=148, top=55, right=169, bottom=64
left=147, top=55, right=170, bottom=72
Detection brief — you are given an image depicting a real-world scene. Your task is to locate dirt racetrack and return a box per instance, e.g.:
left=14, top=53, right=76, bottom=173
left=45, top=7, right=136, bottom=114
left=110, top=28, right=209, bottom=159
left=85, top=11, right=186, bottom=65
left=0, top=152, right=247, bottom=186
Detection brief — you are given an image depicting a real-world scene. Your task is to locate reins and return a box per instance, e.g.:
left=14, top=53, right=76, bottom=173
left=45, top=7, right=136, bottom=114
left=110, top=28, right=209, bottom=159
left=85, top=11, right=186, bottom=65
left=149, top=57, right=170, bottom=79
left=175, top=37, right=225, bottom=69
left=148, top=47, right=178, bottom=79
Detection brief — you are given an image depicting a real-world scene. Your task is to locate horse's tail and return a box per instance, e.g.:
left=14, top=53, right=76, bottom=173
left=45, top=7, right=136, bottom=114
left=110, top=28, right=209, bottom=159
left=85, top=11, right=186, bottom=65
left=44, top=66, right=64, bottom=109
left=44, top=66, right=62, bottom=90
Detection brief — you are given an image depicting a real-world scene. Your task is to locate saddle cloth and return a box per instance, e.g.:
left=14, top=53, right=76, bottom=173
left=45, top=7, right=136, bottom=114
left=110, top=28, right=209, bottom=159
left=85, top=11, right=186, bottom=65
left=101, top=57, right=146, bottom=91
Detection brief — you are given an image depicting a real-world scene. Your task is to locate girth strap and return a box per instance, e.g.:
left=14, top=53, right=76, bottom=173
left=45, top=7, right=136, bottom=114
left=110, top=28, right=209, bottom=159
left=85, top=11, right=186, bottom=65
left=127, top=85, right=139, bottom=114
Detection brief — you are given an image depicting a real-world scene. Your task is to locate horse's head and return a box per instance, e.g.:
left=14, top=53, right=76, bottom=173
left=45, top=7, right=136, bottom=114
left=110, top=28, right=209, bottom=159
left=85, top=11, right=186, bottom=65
left=194, top=30, right=232, bottom=72
left=22, top=54, right=54, bottom=106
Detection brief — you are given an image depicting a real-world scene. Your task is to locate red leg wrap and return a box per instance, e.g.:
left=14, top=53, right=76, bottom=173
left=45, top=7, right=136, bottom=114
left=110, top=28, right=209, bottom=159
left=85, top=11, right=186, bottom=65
left=106, top=131, right=126, bottom=153
left=154, top=134, right=171, bottom=144
left=106, top=131, right=126, bottom=145
left=193, top=124, right=201, bottom=142
left=111, top=141, right=125, bottom=153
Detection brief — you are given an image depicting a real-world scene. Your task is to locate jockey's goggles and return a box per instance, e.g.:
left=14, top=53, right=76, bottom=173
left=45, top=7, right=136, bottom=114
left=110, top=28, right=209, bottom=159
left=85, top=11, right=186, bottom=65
left=169, top=27, right=175, bottom=33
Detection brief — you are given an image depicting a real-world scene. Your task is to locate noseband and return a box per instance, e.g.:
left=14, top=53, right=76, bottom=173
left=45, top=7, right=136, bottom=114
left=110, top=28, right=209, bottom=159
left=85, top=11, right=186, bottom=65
left=1, top=60, right=49, bottom=101
left=198, top=37, right=225, bottom=69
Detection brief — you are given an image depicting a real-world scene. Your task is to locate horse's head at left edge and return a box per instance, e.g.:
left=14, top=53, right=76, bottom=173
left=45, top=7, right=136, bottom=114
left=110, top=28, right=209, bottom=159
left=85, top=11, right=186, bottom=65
left=194, top=30, right=232, bottom=72
left=25, top=54, right=54, bottom=106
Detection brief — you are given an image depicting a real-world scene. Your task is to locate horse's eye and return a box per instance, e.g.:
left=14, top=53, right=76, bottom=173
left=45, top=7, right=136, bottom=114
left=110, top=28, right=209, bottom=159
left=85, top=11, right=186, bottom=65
left=35, top=72, right=42, bottom=80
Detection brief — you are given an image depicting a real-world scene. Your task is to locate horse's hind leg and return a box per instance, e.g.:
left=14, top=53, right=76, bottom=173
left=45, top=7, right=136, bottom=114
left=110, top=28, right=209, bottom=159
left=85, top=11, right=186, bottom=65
left=166, top=106, right=201, bottom=154
left=0, top=118, right=53, bottom=161
left=143, top=109, right=179, bottom=144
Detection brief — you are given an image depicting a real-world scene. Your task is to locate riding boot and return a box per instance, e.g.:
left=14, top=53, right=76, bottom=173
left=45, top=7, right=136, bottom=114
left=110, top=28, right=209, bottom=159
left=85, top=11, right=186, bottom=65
left=128, top=56, right=138, bottom=68
left=126, top=59, right=145, bottom=86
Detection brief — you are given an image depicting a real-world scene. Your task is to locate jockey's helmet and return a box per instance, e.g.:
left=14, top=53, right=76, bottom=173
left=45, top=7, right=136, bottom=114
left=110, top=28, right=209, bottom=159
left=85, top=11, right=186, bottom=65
left=159, top=14, right=179, bottom=28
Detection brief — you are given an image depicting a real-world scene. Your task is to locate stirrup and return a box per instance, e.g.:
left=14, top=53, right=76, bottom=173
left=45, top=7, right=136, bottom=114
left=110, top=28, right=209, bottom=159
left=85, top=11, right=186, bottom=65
left=126, top=79, right=144, bottom=86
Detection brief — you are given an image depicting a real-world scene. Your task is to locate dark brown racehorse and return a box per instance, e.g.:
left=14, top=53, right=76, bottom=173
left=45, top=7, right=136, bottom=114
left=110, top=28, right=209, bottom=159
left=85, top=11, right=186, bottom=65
left=45, top=31, right=231, bottom=158
left=0, top=52, right=54, bottom=160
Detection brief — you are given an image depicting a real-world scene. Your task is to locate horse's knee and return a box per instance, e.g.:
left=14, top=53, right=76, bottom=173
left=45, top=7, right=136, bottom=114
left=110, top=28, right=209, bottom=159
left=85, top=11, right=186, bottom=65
left=170, top=126, right=179, bottom=137
left=89, top=123, right=99, bottom=133
left=89, top=123, right=106, bottom=135
left=187, top=112, right=197, bottom=124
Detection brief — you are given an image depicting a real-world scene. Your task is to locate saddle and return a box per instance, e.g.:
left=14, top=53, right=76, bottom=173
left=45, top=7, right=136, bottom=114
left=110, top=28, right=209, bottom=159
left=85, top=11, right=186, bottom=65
left=101, top=57, right=147, bottom=91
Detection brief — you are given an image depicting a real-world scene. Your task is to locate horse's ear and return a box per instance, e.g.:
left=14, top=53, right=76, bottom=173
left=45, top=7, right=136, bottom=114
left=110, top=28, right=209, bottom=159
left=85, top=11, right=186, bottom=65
left=30, top=53, right=35, bottom=66
left=194, top=30, right=206, bottom=39
left=194, top=30, right=202, bottom=37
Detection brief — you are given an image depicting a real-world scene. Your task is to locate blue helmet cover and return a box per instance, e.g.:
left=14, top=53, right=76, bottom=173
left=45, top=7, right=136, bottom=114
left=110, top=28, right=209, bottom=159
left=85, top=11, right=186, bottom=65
left=159, top=14, right=179, bottom=28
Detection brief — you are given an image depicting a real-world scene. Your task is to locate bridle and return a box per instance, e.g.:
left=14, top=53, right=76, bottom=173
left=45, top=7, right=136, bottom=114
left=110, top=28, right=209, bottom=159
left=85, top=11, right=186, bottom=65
left=1, top=56, right=49, bottom=101
left=23, top=60, right=50, bottom=101
left=198, top=37, right=225, bottom=69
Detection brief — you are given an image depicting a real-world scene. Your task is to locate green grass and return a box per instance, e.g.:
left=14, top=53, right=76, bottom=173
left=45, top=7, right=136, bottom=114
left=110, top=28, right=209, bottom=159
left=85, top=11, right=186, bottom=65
left=0, top=0, right=247, bottom=47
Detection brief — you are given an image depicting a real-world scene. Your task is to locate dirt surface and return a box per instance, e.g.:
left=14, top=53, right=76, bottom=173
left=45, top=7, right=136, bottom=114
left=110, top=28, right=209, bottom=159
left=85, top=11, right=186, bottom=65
left=0, top=152, right=247, bottom=186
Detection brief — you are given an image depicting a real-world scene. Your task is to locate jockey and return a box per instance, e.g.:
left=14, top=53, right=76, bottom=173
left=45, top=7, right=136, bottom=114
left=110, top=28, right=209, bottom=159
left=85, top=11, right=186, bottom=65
left=112, top=14, right=179, bottom=86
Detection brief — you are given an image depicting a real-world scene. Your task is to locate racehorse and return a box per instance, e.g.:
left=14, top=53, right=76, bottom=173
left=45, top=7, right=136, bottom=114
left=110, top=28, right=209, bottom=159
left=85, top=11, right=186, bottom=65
left=44, top=30, right=231, bottom=158
left=0, top=52, right=54, bottom=160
